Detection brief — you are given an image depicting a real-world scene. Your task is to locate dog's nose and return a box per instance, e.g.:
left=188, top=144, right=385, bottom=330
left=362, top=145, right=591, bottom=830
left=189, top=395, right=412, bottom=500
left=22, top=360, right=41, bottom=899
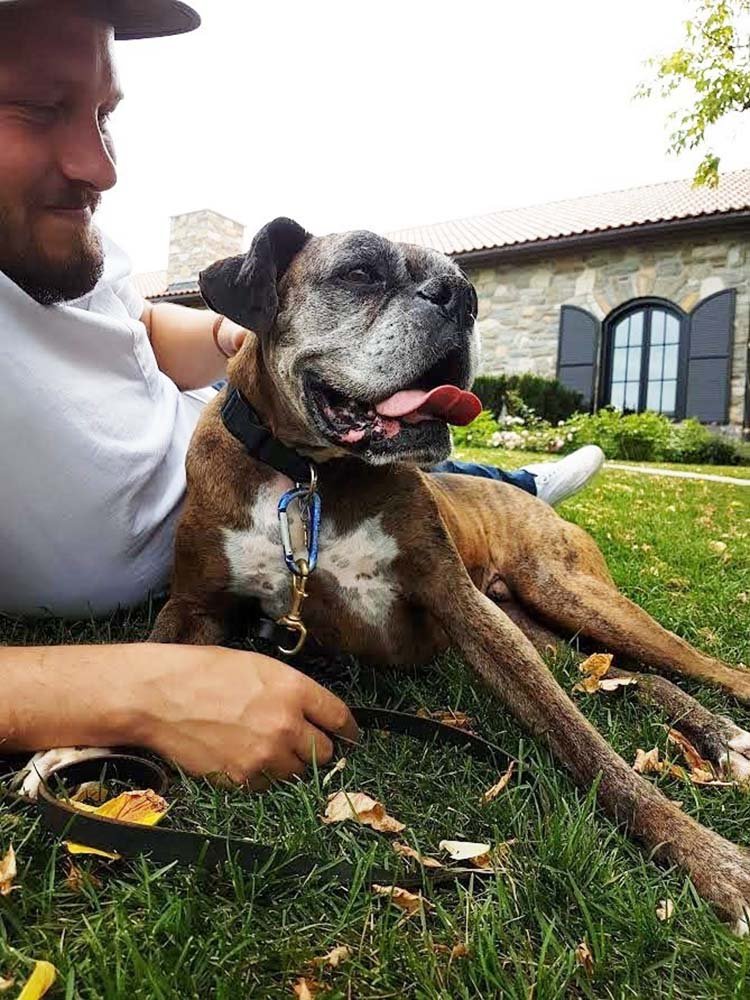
left=416, top=277, right=477, bottom=326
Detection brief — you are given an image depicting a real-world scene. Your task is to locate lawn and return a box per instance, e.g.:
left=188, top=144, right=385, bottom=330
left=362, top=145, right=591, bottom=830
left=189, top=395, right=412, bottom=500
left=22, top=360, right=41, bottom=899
left=1, top=453, right=749, bottom=998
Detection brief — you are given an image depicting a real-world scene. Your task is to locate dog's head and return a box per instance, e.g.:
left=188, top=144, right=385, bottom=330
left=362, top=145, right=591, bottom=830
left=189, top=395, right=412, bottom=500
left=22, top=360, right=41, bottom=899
left=199, top=217, right=481, bottom=465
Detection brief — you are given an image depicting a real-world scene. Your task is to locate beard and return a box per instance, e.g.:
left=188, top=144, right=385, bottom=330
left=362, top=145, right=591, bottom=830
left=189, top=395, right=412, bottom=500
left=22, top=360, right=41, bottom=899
left=0, top=189, right=104, bottom=305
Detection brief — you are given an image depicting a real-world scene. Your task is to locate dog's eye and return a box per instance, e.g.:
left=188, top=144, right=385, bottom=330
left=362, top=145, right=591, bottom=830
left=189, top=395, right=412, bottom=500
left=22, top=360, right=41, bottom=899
left=342, top=267, right=379, bottom=285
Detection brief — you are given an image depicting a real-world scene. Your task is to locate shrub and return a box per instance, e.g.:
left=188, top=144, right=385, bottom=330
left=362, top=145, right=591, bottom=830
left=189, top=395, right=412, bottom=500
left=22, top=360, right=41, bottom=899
left=451, top=409, right=500, bottom=449
left=472, top=373, right=583, bottom=425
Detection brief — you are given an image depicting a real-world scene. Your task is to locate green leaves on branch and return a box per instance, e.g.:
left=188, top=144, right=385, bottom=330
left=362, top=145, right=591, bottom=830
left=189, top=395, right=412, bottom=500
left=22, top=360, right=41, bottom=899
left=640, top=0, right=750, bottom=186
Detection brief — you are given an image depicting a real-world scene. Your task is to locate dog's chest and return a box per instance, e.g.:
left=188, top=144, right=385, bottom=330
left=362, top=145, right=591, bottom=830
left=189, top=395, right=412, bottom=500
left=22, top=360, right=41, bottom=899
left=222, top=481, right=400, bottom=626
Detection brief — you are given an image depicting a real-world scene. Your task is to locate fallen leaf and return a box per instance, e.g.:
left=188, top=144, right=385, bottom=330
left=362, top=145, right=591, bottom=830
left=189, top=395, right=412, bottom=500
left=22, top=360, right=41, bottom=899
left=572, top=652, right=634, bottom=695
left=481, top=761, right=515, bottom=803
left=0, top=976, right=14, bottom=992
left=322, top=791, right=405, bottom=833
left=598, top=676, right=637, bottom=692
left=450, top=942, right=470, bottom=959
left=314, top=945, right=350, bottom=968
left=709, top=540, right=727, bottom=556
left=633, top=747, right=661, bottom=774
left=439, top=839, right=491, bottom=861
left=0, top=847, right=17, bottom=896
left=292, top=977, right=319, bottom=999
left=393, top=842, right=442, bottom=868
left=17, top=961, right=56, bottom=1000
left=416, top=708, right=475, bottom=731
left=579, top=652, right=613, bottom=679
left=372, top=884, right=430, bottom=914
left=70, top=781, right=110, bottom=805
left=656, top=898, right=674, bottom=921
left=64, top=860, right=102, bottom=893
left=468, top=852, right=493, bottom=870
left=66, top=789, right=169, bottom=858
left=575, top=940, right=594, bottom=976
left=321, top=757, right=347, bottom=788
left=667, top=729, right=713, bottom=775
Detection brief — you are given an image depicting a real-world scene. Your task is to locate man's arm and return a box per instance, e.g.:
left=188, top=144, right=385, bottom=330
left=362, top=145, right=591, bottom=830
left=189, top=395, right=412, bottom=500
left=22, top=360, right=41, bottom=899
left=140, top=301, right=249, bottom=390
left=1, top=643, right=357, bottom=788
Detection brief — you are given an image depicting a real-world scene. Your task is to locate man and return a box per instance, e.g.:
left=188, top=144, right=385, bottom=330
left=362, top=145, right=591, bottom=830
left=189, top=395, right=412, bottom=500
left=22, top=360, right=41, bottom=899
left=0, top=0, right=603, bottom=787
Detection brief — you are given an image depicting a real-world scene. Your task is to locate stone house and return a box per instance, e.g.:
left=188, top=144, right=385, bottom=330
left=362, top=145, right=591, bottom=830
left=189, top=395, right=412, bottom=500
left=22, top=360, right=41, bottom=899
left=134, top=171, right=750, bottom=430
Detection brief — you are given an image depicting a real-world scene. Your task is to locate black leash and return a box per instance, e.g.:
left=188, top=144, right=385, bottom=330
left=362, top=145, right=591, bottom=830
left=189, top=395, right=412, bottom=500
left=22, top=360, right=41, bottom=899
left=3, top=708, right=511, bottom=890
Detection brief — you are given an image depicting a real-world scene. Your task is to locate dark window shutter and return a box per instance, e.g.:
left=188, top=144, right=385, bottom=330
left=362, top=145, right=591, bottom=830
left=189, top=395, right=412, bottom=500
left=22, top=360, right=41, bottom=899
left=557, top=305, right=600, bottom=409
left=686, top=289, right=735, bottom=423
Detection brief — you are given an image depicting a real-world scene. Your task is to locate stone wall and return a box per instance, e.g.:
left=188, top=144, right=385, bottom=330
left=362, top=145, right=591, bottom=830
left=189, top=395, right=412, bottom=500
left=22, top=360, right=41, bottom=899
left=465, top=230, right=750, bottom=426
left=167, top=210, right=244, bottom=288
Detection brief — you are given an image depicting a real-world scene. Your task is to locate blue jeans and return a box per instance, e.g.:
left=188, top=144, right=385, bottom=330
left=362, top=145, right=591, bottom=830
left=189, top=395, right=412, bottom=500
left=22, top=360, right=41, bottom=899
left=430, top=458, right=536, bottom=496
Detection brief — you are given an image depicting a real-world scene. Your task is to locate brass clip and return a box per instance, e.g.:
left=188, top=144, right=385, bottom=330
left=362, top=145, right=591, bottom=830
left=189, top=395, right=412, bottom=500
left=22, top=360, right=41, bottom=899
left=276, top=560, right=310, bottom=656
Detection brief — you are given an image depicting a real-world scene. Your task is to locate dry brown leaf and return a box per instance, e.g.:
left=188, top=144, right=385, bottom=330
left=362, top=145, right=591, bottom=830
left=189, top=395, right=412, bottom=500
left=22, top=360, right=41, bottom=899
left=321, top=757, right=347, bottom=788
left=667, top=729, right=713, bottom=774
left=0, top=847, right=17, bottom=896
left=64, top=860, right=102, bottom=893
left=292, top=977, right=319, bottom=999
left=450, top=942, right=470, bottom=959
left=314, top=945, right=350, bottom=968
left=573, top=652, right=630, bottom=695
left=575, top=940, right=594, bottom=976
left=372, top=884, right=430, bottom=914
left=322, top=791, right=405, bottom=833
left=469, top=852, right=493, bottom=870
left=579, top=653, right=613, bottom=679
left=599, top=676, right=637, bottom=692
left=439, top=839, right=491, bottom=861
left=656, top=898, right=674, bottom=921
left=70, top=781, right=110, bottom=805
left=633, top=747, right=661, bottom=774
left=481, top=761, right=516, bottom=803
left=416, top=708, right=475, bottom=731
left=392, top=842, right=442, bottom=868
left=0, top=976, right=14, bottom=992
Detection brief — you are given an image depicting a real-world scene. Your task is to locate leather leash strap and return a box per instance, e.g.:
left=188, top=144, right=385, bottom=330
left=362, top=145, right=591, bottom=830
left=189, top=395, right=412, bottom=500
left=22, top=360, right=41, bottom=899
left=8, top=708, right=510, bottom=890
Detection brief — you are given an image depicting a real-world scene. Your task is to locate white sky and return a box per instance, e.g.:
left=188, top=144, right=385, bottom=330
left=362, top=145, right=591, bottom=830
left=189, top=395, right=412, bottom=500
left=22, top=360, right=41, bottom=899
left=95, top=0, right=750, bottom=274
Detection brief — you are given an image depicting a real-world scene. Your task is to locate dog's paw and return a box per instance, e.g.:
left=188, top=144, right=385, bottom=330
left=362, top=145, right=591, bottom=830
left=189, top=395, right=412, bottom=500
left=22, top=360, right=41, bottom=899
left=14, top=746, right=112, bottom=800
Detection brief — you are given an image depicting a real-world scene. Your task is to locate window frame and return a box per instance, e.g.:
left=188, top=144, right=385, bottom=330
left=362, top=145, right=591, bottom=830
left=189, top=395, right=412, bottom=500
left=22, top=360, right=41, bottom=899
left=599, top=298, right=689, bottom=419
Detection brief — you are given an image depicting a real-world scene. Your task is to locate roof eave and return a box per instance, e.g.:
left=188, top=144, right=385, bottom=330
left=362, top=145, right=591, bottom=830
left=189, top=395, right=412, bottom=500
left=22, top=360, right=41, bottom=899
left=453, top=210, right=750, bottom=266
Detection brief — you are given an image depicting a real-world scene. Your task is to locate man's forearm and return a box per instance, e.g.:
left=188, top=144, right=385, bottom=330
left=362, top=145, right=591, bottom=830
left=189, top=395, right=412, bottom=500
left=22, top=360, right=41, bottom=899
left=0, top=644, right=145, bottom=751
left=142, top=302, right=245, bottom=390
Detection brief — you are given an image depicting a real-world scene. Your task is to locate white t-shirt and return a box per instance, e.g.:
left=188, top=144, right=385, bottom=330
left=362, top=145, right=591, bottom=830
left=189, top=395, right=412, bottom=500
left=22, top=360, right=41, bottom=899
left=0, top=234, right=213, bottom=617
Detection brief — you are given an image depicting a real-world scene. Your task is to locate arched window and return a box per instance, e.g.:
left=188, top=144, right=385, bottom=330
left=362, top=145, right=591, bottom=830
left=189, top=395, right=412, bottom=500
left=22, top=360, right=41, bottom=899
left=603, top=301, right=686, bottom=417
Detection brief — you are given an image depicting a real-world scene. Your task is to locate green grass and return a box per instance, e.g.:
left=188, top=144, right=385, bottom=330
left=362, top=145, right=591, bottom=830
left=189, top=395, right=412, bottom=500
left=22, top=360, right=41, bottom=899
left=1, top=455, right=750, bottom=998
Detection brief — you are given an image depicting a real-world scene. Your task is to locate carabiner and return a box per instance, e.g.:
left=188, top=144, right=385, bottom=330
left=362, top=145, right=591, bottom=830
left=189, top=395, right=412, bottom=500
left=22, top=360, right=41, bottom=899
left=277, top=487, right=321, bottom=574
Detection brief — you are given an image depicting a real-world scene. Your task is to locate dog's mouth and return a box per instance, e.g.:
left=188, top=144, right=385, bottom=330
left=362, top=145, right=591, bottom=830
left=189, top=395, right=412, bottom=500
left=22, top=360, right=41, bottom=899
left=304, top=349, right=481, bottom=460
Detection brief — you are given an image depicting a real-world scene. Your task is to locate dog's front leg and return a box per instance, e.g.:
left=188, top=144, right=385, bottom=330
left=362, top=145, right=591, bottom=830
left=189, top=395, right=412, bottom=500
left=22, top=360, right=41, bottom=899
left=410, top=536, right=750, bottom=931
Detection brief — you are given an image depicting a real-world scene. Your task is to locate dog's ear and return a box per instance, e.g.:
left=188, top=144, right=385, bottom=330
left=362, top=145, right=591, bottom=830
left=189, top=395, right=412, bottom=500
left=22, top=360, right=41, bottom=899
left=199, top=217, right=312, bottom=334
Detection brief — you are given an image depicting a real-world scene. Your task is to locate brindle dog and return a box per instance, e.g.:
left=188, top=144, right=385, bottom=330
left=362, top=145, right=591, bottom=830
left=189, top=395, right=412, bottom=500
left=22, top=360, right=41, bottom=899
left=151, top=217, right=750, bottom=932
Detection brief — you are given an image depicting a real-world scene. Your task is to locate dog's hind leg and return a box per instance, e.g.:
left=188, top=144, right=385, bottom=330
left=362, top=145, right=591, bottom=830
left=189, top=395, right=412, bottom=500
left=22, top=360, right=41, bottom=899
left=416, top=541, right=750, bottom=932
left=150, top=595, right=226, bottom=645
left=606, top=666, right=750, bottom=781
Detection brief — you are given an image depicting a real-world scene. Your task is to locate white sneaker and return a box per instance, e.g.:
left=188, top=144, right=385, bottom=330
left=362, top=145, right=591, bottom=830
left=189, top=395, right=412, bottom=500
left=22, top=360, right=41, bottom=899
left=521, top=445, right=605, bottom=506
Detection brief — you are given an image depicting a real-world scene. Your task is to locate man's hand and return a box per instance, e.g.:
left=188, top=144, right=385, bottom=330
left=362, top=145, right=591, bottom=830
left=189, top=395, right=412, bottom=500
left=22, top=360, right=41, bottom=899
left=1, top=644, right=358, bottom=788
left=215, top=317, right=249, bottom=359
left=133, top=644, right=357, bottom=788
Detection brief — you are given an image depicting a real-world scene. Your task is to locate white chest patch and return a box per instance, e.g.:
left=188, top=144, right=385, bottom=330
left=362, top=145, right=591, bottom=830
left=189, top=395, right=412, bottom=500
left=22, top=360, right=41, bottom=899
left=222, top=482, right=400, bottom=627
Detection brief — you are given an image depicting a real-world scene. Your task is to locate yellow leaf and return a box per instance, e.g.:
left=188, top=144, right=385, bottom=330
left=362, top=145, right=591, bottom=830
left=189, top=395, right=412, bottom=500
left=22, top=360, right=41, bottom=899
left=656, top=898, right=674, bottom=921
left=17, top=961, right=56, bottom=1000
left=575, top=940, right=594, bottom=976
left=392, top=842, right=442, bottom=868
left=0, top=847, right=17, bottom=896
left=65, top=789, right=169, bottom=858
left=322, top=791, right=405, bottom=833
left=579, top=653, right=613, bottom=680
left=438, top=839, right=491, bottom=861
left=372, top=884, right=430, bottom=914
left=481, top=761, right=516, bottom=803
left=314, top=945, right=350, bottom=968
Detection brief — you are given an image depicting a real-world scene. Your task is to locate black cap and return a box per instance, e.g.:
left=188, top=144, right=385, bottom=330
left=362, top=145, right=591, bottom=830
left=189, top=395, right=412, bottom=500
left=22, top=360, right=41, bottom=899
left=0, top=1, right=201, bottom=39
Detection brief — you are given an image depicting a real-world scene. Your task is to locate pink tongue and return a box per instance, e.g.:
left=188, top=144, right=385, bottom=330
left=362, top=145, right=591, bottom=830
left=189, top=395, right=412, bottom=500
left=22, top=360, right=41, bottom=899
left=375, top=385, right=482, bottom=426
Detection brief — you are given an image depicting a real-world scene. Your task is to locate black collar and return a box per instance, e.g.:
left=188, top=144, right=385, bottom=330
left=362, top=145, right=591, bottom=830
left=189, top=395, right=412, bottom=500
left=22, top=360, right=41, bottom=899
left=221, top=387, right=315, bottom=484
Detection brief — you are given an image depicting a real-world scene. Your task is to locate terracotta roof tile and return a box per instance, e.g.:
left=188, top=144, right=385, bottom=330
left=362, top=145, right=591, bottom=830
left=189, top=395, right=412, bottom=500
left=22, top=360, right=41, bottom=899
left=385, top=169, right=750, bottom=255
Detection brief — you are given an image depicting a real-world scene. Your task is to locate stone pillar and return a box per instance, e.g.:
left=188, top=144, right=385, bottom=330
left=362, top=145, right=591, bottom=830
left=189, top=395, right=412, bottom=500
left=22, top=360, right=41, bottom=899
left=166, top=209, right=244, bottom=288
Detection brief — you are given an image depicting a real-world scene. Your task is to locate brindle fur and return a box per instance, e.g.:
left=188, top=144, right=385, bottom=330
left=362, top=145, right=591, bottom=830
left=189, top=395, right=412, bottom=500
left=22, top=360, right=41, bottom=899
left=152, top=220, right=750, bottom=931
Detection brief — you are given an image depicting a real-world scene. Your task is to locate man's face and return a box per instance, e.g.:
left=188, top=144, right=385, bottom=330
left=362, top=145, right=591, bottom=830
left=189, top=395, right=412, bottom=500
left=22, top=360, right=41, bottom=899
left=0, top=3, right=121, bottom=304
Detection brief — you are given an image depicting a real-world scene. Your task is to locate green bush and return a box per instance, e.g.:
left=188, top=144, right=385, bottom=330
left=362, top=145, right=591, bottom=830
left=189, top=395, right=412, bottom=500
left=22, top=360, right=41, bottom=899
left=451, top=409, right=500, bottom=449
left=472, top=373, right=583, bottom=425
